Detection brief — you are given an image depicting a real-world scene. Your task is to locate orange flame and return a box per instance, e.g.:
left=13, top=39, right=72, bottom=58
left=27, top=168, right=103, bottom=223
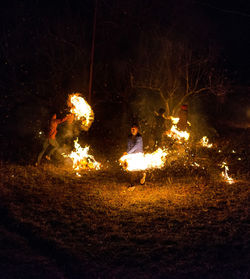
left=119, top=148, right=168, bottom=171
left=68, top=93, right=94, bottom=129
left=166, top=116, right=190, bottom=142
left=170, top=116, right=180, bottom=124
left=63, top=138, right=100, bottom=171
left=167, top=125, right=190, bottom=141
left=200, top=136, right=213, bottom=148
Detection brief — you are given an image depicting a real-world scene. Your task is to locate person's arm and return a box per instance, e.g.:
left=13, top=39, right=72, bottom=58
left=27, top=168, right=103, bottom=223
left=127, top=136, right=143, bottom=154
left=57, top=114, right=72, bottom=124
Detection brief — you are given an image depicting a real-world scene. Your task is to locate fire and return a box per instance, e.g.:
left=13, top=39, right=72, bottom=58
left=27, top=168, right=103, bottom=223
left=63, top=138, right=100, bottom=171
left=68, top=93, right=94, bottom=129
left=200, top=136, right=213, bottom=148
left=170, top=116, right=180, bottom=124
left=119, top=148, right=168, bottom=171
left=166, top=116, right=190, bottom=142
left=221, top=162, right=234, bottom=184
left=167, top=125, right=190, bottom=141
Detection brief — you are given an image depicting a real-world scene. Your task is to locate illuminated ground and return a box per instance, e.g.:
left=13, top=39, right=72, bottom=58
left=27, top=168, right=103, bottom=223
left=0, top=161, right=249, bottom=278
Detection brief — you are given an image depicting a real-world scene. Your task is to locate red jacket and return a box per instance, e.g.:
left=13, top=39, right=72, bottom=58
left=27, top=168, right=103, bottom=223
left=48, top=115, right=70, bottom=139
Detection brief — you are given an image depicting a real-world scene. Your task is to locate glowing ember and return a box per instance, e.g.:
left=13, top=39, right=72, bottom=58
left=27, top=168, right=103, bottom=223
left=200, top=136, right=213, bottom=148
left=63, top=138, right=100, bottom=170
left=68, top=93, right=94, bottom=129
left=221, top=162, right=234, bottom=184
left=191, top=162, right=200, bottom=167
left=119, top=148, right=168, bottom=171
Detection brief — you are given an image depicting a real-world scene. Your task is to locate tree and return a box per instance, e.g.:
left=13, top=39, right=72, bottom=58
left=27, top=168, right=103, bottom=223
left=129, top=30, right=227, bottom=117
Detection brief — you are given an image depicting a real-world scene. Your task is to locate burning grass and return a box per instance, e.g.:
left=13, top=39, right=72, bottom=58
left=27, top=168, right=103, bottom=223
left=0, top=157, right=249, bottom=278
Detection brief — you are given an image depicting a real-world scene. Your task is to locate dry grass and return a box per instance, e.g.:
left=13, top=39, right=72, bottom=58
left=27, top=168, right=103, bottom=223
left=0, top=158, right=249, bottom=279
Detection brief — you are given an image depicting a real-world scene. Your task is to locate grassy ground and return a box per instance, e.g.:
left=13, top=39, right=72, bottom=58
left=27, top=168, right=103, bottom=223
left=0, top=154, right=249, bottom=279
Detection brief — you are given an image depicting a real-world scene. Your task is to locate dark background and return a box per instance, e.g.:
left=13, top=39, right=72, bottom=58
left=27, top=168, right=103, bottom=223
left=0, top=0, right=249, bottom=163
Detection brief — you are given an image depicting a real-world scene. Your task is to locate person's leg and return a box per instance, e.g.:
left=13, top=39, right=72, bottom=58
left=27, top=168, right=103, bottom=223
left=36, top=139, right=49, bottom=165
left=129, top=172, right=135, bottom=186
left=47, top=138, right=60, bottom=159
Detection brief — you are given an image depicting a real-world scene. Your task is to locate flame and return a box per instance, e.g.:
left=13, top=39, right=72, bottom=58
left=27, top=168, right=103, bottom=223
left=119, top=148, right=168, bottom=171
left=221, top=162, right=234, bottom=184
left=63, top=138, right=100, bottom=171
left=68, top=93, right=94, bottom=129
left=165, top=116, right=190, bottom=142
left=200, top=136, right=213, bottom=148
left=167, top=125, right=190, bottom=141
left=170, top=116, right=180, bottom=124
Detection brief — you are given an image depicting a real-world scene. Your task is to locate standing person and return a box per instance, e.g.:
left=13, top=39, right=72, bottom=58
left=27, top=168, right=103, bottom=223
left=124, top=123, right=146, bottom=186
left=177, top=104, right=188, bottom=131
left=36, top=113, right=72, bottom=166
left=154, top=108, right=166, bottom=148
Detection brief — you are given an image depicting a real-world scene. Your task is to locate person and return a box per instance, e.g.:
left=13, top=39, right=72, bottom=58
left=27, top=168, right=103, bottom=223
left=36, top=113, right=72, bottom=165
left=124, top=123, right=146, bottom=186
left=154, top=108, right=166, bottom=148
left=177, top=104, right=188, bottom=131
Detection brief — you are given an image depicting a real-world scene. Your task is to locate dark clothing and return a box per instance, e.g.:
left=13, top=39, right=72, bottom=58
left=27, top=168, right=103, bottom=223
left=127, top=133, right=143, bottom=154
left=155, top=115, right=165, bottom=130
left=37, top=138, right=59, bottom=164
left=177, top=109, right=188, bottom=131
left=154, top=114, right=165, bottom=148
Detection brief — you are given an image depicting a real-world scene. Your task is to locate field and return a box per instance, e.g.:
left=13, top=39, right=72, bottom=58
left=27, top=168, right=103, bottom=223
left=0, top=131, right=249, bottom=279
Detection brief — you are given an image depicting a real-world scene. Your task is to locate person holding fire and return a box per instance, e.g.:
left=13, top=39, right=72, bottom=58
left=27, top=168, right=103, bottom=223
left=124, top=123, right=146, bottom=186
left=35, top=113, right=73, bottom=166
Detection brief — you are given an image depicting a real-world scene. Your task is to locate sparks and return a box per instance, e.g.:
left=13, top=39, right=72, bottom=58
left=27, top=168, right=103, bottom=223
left=200, top=136, right=213, bottom=148
left=191, top=162, right=200, bottom=167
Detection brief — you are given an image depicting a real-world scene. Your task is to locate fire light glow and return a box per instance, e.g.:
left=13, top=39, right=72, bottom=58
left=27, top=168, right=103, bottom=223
left=221, top=162, right=235, bottom=184
left=168, top=125, right=190, bottom=141
left=119, top=148, right=168, bottom=171
left=170, top=116, right=180, bottom=125
left=63, top=138, right=100, bottom=171
left=68, top=93, right=94, bottom=129
left=166, top=116, right=190, bottom=142
left=200, top=136, right=213, bottom=148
